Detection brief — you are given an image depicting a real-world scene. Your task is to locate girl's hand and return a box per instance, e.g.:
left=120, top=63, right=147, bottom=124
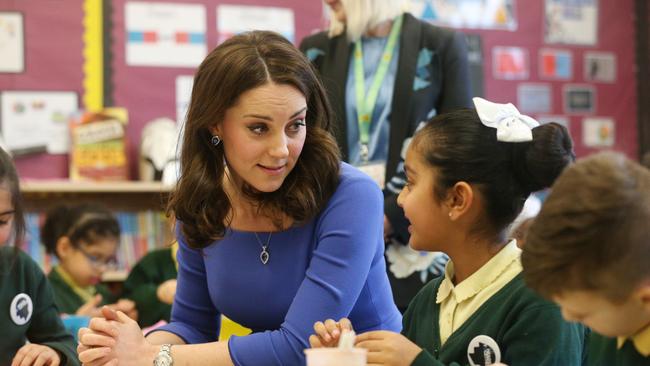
left=76, top=294, right=103, bottom=317
left=356, top=331, right=422, bottom=366
left=11, top=343, right=61, bottom=366
left=309, top=318, right=353, bottom=348
left=77, top=307, right=157, bottom=366
left=156, top=279, right=177, bottom=304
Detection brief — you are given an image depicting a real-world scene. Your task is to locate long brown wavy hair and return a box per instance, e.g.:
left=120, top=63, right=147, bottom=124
left=168, top=31, right=341, bottom=249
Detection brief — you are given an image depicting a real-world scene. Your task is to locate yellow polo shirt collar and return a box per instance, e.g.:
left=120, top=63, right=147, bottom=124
left=617, top=323, right=650, bottom=356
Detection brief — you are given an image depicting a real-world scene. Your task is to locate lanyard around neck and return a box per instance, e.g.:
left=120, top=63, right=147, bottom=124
left=354, top=15, right=403, bottom=162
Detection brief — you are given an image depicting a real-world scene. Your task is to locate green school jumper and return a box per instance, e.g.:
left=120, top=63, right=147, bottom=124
left=0, top=247, right=79, bottom=365
left=123, top=247, right=178, bottom=327
left=47, top=265, right=115, bottom=315
left=587, top=332, right=650, bottom=365
left=404, top=274, right=586, bottom=366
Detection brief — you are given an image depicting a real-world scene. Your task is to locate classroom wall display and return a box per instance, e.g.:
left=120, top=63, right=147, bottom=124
left=493, top=46, right=529, bottom=80
left=125, top=1, right=207, bottom=67
left=0, top=91, right=78, bottom=155
left=0, top=12, right=24, bottom=73
left=411, top=0, right=517, bottom=31
left=216, top=4, right=295, bottom=44
left=583, top=116, right=614, bottom=147
left=517, top=83, right=552, bottom=113
left=175, top=75, right=193, bottom=124
left=545, top=0, right=599, bottom=46
left=564, top=84, right=596, bottom=114
left=539, top=48, right=572, bottom=80
left=584, top=51, right=616, bottom=83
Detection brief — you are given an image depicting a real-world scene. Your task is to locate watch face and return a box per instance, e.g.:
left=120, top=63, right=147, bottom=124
left=154, top=353, right=172, bottom=366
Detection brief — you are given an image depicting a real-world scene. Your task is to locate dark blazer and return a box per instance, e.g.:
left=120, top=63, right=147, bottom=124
left=300, top=13, right=472, bottom=309
left=299, top=12, right=472, bottom=188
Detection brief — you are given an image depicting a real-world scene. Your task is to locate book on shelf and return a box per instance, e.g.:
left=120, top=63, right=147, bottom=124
left=20, top=210, right=174, bottom=280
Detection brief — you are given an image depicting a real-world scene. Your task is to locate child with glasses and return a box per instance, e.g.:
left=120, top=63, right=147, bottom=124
left=41, top=203, right=137, bottom=320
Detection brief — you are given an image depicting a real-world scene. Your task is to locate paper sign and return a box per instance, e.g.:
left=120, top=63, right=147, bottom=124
left=564, top=85, right=595, bottom=114
left=125, top=2, right=207, bottom=67
left=545, top=0, right=598, bottom=45
left=0, top=12, right=24, bottom=73
left=539, top=49, right=572, bottom=79
left=517, top=83, right=552, bottom=113
left=584, top=52, right=616, bottom=83
left=217, top=5, right=295, bottom=44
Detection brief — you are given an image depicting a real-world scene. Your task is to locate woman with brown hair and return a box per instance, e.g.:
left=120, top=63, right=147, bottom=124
left=77, top=30, right=401, bottom=366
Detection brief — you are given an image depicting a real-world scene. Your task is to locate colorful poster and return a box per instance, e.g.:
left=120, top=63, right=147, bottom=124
left=412, top=0, right=517, bottom=30
left=545, top=0, right=598, bottom=45
left=584, top=51, right=616, bottom=83
left=564, top=85, right=595, bottom=114
left=217, top=5, right=295, bottom=44
left=517, top=83, right=552, bottom=113
left=125, top=2, right=207, bottom=67
left=0, top=12, right=24, bottom=73
left=0, top=91, right=78, bottom=154
left=539, top=49, right=572, bottom=80
left=583, top=117, right=614, bottom=147
left=493, top=47, right=529, bottom=80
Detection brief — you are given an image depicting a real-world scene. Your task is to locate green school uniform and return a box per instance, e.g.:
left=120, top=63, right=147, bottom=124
left=123, top=247, right=178, bottom=327
left=587, top=331, right=650, bottom=365
left=404, top=274, right=586, bottom=366
left=47, top=265, right=115, bottom=315
left=0, top=247, right=79, bottom=365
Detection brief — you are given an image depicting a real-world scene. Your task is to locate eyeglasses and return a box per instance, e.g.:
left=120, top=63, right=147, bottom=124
left=76, top=246, right=117, bottom=270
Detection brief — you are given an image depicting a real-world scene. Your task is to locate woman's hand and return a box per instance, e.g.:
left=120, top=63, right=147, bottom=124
left=356, top=331, right=422, bottom=366
left=77, top=307, right=157, bottom=366
left=11, top=344, right=61, bottom=366
left=309, top=318, right=353, bottom=348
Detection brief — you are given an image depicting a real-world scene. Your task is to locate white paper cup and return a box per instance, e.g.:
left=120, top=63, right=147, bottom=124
left=304, top=348, right=367, bottom=366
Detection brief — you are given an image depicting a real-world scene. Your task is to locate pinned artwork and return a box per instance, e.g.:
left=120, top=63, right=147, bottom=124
left=0, top=12, right=24, bottom=73
left=584, top=52, right=616, bottom=83
left=517, top=83, right=552, bottom=114
left=493, top=47, right=529, bottom=80
left=582, top=117, right=614, bottom=147
left=539, top=49, right=572, bottom=80
left=411, top=0, right=517, bottom=31
left=545, top=0, right=598, bottom=46
left=564, top=85, right=595, bottom=114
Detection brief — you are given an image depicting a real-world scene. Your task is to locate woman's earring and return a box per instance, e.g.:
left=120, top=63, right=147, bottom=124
left=448, top=212, right=453, bottom=219
left=211, top=135, right=221, bottom=146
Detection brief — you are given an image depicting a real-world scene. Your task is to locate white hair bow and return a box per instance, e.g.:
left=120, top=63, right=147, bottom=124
left=473, top=97, right=539, bottom=142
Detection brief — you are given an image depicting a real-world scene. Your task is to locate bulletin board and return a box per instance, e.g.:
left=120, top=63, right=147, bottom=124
left=0, top=0, right=640, bottom=178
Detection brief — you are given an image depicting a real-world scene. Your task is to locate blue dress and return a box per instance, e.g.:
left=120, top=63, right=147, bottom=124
left=156, top=163, right=402, bottom=365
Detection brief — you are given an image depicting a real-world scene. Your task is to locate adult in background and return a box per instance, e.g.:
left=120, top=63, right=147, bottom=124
left=300, top=0, right=472, bottom=312
left=76, top=30, right=401, bottom=366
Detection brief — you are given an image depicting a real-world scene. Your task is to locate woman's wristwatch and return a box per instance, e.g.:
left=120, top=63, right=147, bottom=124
left=154, top=344, right=173, bottom=366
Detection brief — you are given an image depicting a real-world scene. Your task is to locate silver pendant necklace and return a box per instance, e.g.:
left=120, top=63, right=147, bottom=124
left=253, top=232, right=272, bottom=264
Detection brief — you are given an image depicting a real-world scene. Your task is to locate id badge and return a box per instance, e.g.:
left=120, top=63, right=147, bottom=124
left=356, top=162, right=386, bottom=188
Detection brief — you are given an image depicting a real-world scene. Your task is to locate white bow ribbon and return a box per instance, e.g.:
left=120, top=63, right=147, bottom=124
left=473, top=97, right=539, bottom=142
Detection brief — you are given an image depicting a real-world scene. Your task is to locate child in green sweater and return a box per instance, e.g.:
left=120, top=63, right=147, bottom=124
left=310, top=98, right=586, bottom=365
left=41, top=203, right=137, bottom=320
left=0, top=147, right=79, bottom=365
left=522, top=152, right=650, bottom=365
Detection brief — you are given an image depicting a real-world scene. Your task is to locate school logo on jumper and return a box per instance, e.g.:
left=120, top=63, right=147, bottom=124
left=467, top=335, right=501, bottom=366
left=10, top=293, right=33, bottom=326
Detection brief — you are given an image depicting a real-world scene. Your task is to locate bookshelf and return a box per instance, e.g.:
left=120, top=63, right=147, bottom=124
left=20, top=180, right=175, bottom=281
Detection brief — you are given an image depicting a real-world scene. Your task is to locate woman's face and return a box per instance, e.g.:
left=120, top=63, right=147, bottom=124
left=0, top=186, right=14, bottom=245
left=212, top=82, right=308, bottom=193
left=324, top=0, right=346, bottom=22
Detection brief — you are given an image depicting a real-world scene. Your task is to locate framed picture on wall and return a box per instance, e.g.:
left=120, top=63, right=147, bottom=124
left=564, top=85, right=596, bottom=114
left=0, top=12, right=25, bottom=73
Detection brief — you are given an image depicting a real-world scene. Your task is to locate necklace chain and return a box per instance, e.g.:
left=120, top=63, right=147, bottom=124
left=253, top=232, right=272, bottom=264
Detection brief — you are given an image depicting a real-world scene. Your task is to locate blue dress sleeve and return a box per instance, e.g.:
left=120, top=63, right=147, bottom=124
left=152, top=228, right=221, bottom=344
left=228, top=173, right=386, bottom=365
